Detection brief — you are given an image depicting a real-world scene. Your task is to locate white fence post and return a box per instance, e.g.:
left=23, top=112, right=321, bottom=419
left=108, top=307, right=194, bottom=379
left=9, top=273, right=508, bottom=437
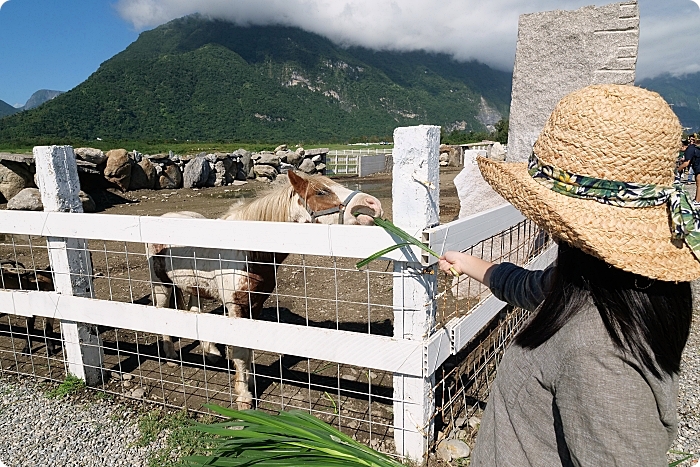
left=392, top=125, right=440, bottom=461
left=34, top=145, right=103, bottom=385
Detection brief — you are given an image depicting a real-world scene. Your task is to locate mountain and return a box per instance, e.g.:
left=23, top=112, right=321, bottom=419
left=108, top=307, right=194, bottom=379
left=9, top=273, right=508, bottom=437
left=0, top=100, right=18, bottom=118
left=22, top=89, right=64, bottom=111
left=0, top=16, right=511, bottom=143
left=638, top=72, right=700, bottom=133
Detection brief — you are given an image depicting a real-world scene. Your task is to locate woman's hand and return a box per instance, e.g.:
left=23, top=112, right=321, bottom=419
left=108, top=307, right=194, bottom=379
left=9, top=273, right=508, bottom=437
left=439, top=251, right=498, bottom=286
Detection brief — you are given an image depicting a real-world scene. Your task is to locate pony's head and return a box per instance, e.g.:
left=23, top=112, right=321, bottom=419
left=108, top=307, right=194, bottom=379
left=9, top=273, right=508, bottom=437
left=288, top=171, right=382, bottom=226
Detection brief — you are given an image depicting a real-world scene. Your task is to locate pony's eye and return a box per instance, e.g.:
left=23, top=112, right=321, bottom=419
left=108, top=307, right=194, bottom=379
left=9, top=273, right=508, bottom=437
left=316, top=190, right=328, bottom=196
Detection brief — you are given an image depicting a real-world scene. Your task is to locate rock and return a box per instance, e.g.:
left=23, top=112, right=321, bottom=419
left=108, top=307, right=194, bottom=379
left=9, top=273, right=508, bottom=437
left=157, top=162, right=183, bottom=189
left=79, top=191, right=96, bottom=213
left=298, top=158, right=316, bottom=174
left=183, top=157, right=210, bottom=188
left=440, top=160, right=449, bottom=166
left=487, top=142, right=507, bottom=161
left=74, top=148, right=107, bottom=165
left=279, top=162, right=295, bottom=174
left=206, top=160, right=217, bottom=186
left=147, top=153, right=170, bottom=161
left=286, top=151, right=304, bottom=166
left=130, top=388, right=145, bottom=399
left=232, top=180, right=248, bottom=186
left=214, top=158, right=235, bottom=186
left=436, top=439, right=471, bottom=462
left=274, top=144, right=288, bottom=152
left=315, top=163, right=326, bottom=173
left=311, top=155, right=323, bottom=163
left=7, top=188, right=43, bottom=210
left=253, top=164, right=278, bottom=180
left=256, top=153, right=281, bottom=167
left=305, top=148, right=329, bottom=157
left=104, top=149, right=132, bottom=192
left=468, top=416, right=481, bottom=429
left=0, top=161, right=34, bottom=201
left=295, top=147, right=305, bottom=156
left=129, top=158, right=157, bottom=190
left=276, top=151, right=290, bottom=163
left=234, top=149, right=253, bottom=180
left=439, top=153, right=450, bottom=162
left=455, top=416, right=467, bottom=428
left=454, top=151, right=506, bottom=219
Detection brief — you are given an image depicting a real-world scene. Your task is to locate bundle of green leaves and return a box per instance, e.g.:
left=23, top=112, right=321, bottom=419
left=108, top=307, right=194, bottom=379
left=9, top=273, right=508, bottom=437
left=182, top=405, right=404, bottom=467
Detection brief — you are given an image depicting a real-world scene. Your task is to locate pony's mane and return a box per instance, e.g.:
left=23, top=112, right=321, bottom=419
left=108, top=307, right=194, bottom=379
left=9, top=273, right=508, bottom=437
left=222, top=183, right=298, bottom=222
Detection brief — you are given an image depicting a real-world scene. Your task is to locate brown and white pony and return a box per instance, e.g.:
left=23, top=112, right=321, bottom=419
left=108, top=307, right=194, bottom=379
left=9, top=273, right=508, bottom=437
left=147, top=171, right=382, bottom=409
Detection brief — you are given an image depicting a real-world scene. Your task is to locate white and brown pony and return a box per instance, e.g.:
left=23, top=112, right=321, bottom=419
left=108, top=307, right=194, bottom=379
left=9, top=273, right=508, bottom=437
left=147, top=171, right=382, bottom=409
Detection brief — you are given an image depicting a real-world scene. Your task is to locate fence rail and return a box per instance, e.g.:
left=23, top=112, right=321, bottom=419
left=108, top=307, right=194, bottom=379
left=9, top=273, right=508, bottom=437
left=0, top=138, right=554, bottom=462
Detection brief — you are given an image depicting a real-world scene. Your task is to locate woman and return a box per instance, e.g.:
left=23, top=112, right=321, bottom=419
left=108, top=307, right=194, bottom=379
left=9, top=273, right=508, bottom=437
left=439, top=84, right=697, bottom=466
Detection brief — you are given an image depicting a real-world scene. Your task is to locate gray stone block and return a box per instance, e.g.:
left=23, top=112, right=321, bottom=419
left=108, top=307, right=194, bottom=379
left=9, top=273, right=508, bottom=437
left=507, top=1, right=639, bottom=162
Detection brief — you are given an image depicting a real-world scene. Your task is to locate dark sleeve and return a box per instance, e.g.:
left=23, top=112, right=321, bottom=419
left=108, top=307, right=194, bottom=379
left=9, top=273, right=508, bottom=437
left=684, top=145, right=696, bottom=162
left=487, top=262, right=554, bottom=311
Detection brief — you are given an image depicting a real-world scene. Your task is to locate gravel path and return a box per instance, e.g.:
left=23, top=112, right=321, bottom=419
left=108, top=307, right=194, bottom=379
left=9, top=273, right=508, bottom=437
left=671, top=281, right=700, bottom=462
left=0, top=378, right=163, bottom=467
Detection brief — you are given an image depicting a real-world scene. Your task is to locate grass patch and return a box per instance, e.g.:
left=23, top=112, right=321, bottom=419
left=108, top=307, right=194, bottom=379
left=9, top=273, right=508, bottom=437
left=45, top=375, right=85, bottom=399
left=137, top=409, right=214, bottom=467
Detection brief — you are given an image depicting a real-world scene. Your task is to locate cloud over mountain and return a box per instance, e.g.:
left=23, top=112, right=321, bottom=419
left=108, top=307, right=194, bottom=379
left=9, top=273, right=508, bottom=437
left=114, top=0, right=700, bottom=80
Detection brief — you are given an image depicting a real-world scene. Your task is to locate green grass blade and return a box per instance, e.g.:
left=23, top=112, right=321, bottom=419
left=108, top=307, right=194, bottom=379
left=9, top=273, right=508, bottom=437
left=355, top=243, right=411, bottom=269
left=372, top=217, right=441, bottom=258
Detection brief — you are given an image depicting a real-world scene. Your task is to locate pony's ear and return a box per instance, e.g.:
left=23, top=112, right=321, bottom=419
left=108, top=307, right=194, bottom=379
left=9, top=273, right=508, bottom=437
left=287, top=171, right=309, bottom=198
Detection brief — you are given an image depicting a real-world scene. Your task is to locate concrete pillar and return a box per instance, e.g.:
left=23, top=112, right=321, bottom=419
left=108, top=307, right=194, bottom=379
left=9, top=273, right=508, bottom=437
left=34, top=145, right=103, bottom=385
left=391, top=125, right=440, bottom=461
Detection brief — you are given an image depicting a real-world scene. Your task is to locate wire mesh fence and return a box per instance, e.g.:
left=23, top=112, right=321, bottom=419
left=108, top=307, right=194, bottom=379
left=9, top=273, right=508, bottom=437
left=0, top=232, right=402, bottom=452
left=429, top=218, right=553, bottom=450
left=0, top=214, right=554, bottom=459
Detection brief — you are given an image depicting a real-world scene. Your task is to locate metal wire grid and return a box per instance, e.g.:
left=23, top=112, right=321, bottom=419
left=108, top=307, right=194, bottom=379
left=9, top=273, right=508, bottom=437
left=0, top=233, right=402, bottom=452
left=434, top=219, right=548, bottom=330
left=429, top=219, right=553, bottom=449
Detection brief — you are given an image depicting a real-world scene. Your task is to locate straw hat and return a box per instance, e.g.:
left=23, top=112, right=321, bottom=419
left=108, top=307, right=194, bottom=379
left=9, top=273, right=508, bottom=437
left=478, top=84, right=700, bottom=282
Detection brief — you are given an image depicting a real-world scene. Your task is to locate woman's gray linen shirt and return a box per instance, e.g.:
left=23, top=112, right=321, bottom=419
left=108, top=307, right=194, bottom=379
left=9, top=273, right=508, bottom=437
left=470, top=262, right=678, bottom=467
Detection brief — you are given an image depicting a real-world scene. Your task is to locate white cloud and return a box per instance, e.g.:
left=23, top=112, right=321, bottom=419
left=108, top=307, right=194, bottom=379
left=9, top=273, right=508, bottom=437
left=115, top=0, right=700, bottom=79
left=0, top=0, right=10, bottom=11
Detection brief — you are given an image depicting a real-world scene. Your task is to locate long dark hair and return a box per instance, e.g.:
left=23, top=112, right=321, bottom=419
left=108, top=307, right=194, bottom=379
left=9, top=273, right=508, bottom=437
left=515, top=243, right=692, bottom=378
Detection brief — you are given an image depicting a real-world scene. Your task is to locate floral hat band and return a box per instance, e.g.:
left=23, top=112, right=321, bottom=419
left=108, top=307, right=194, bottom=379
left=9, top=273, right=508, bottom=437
left=527, top=152, right=700, bottom=261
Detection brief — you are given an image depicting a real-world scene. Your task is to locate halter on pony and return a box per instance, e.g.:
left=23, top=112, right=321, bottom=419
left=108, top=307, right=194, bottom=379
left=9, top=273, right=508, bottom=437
left=299, top=191, right=360, bottom=224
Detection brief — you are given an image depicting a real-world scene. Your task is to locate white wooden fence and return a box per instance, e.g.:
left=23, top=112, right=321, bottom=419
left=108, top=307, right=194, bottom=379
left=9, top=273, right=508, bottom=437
left=0, top=129, right=552, bottom=462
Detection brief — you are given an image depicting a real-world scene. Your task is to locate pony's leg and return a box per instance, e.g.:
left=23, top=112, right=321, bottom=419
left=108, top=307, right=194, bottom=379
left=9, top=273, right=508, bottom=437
left=20, top=316, right=36, bottom=355
left=187, top=294, right=222, bottom=362
left=229, top=346, right=253, bottom=409
left=153, top=283, right=177, bottom=360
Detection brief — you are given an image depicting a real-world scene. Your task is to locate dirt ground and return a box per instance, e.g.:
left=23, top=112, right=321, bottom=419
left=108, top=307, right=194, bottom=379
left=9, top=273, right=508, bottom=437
left=0, top=167, right=466, bottom=455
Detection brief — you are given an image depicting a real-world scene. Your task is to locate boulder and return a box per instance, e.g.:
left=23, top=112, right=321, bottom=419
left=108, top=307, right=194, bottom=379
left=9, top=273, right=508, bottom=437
left=305, top=148, right=329, bottom=157
left=129, top=158, right=157, bottom=190
left=256, top=153, right=281, bottom=167
left=285, top=151, right=304, bottom=166
left=206, top=160, right=217, bottom=187
left=213, top=159, right=235, bottom=186
left=74, top=148, right=107, bottom=165
left=0, top=161, right=34, bottom=201
left=298, top=158, right=316, bottom=174
left=234, top=149, right=253, bottom=180
left=157, top=162, right=183, bottom=189
left=253, top=164, right=278, bottom=180
left=311, top=154, right=323, bottom=163
left=276, top=150, right=290, bottom=163
left=279, top=162, right=295, bottom=174
left=104, top=149, right=132, bottom=192
left=183, top=156, right=210, bottom=188
left=79, top=191, right=96, bottom=213
left=436, top=439, right=471, bottom=462
left=295, top=147, right=305, bottom=157
left=315, top=163, right=326, bottom=173
left=274, top=144, right=288, bottom=152
left=487, top=142, right=507, bottom=161
left=7, top=188, right=43, bottom=211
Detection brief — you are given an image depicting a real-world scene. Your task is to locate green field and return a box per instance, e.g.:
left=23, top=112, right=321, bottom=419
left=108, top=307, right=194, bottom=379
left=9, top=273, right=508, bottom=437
left=0, top=140, right=393, bottom=156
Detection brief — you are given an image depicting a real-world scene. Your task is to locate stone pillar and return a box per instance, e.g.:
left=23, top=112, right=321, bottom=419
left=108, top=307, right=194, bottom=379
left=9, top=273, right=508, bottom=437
left=34, top=145, right=103, bottom=385
left=507, top=1, right=639, bottom=162
left=391, top=125, right=440, bottom=461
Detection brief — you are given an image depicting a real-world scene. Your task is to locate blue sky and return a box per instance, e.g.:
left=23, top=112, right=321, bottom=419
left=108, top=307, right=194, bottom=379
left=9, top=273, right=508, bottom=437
left=0, top=0, right=138, bottom=106
left=1, top=0, right=699, bottom=107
